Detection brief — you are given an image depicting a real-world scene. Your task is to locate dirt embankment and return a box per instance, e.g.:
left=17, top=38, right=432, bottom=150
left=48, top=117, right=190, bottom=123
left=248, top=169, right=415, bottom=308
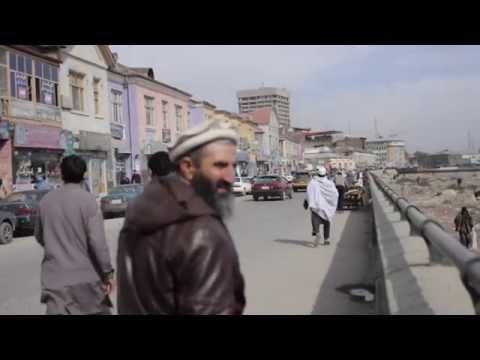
left=379, top=171, right=480, bottom=236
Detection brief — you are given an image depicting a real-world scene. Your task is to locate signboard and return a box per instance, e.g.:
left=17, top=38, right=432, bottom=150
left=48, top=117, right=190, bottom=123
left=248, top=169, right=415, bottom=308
left=14, top=123, right=64, bottom=149
left=110, top=123, right=124, bottom=140
left=78, top=131, right=110, bottom=152
left=162, top=128, right=171, bottom=144
left=0, top=120, right=12, bottom=140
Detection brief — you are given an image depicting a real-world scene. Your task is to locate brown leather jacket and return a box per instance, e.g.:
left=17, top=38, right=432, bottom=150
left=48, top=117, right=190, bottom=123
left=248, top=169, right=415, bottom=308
left=116, top=175, right=246, bottom=315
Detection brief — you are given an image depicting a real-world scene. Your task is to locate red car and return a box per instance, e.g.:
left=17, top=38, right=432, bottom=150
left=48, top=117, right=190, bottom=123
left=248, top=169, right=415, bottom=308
left=251, top=175, right=293, bottom=201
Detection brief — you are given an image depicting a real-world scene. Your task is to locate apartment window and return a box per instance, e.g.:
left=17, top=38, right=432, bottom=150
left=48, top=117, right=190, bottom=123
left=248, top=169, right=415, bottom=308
left=175, top=105, right=183, bottom=132
left=145, top=96, right=155, bottom=126
left=35, top=61, right=59, bottom=106
left=10, top=52, right=33, bottom=101
left=70, top=71, right=85, bottom=111
left=111, top=90, right=123, bottom=123
left=162, top=100, right=168, bottom=129
left=0, top=48, right=7, bottom=97
left=93, top=78, right=101, bottom=115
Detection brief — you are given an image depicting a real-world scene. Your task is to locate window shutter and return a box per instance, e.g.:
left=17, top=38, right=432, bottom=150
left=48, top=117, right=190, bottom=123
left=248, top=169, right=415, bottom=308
left=0, top=66, right=7, bottom=97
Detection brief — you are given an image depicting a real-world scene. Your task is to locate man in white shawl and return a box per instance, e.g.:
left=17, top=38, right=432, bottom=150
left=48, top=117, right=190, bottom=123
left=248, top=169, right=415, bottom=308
left=304, top=166, right=339, bottom=247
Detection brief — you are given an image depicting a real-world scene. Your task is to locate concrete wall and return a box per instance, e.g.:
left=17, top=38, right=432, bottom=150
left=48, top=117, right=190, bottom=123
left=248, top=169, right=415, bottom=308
left=369, top=172, right=475, bottom=314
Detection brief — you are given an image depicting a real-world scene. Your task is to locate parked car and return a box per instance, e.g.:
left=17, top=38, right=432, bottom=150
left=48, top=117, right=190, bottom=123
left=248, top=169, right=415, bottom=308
left=0, top=210, right=17, bottom=245
left=292, top=172, right=311, bottom=192
left=251, top=175, right=293, bottom=201
left=100, top=184, right=144, bottom=218
left=232, top=177, right=252, bottom=196
left=0, top=190, right=50, bottom=234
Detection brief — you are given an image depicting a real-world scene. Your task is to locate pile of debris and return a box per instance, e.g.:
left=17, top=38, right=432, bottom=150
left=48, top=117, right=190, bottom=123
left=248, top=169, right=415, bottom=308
left=378, top=172, right=480, bottom=236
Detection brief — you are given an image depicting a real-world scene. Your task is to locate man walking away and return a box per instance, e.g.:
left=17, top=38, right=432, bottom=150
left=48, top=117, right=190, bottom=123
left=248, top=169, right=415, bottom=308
left=334, top=171, right=346, bottom=210
left=131, top=170, right=141, bottom=184
left=455, top=207, right=474, bottom=249
left=304, top=166, right=338, bottom=247
left=117, top=120, right=246, bottom=315
left=148, top=151, right=174, bottom=182
left=35, top=155, right=115, bottom=315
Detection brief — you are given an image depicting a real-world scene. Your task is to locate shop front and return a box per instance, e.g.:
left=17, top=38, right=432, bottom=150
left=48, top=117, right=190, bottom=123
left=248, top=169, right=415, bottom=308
left=0, top=119, right=14, bottom=194
left=77, top=131, right=111, bottom=197
left=12, top=122, right=68, bottom=191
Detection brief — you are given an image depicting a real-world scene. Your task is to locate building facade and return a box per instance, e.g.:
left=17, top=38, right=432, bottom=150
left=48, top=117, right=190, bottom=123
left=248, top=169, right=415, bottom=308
left=54, top=45, right=115, bottom=197
left=117, top=66, right=191, bottom=182
left=0, top=45, right=68, bottom=193
left=366, top=139, right=407, bottom=168
left=237, top=87, right=290, bottom=131
left=107, top=62, right=133, bottom=186
left=248, top=107, right=281, bottom=175
left=188, top=99, right=216, bottom=127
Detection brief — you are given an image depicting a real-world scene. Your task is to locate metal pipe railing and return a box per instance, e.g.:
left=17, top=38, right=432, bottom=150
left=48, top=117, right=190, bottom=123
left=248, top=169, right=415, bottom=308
left=369, top=171, right=480, bottom=309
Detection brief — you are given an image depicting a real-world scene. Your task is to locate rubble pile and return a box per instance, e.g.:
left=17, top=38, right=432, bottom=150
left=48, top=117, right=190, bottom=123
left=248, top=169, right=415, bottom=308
left=379, top=171, right=480, bottom=235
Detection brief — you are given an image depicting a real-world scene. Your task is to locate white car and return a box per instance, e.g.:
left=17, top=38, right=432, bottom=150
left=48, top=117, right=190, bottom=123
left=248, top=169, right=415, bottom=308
left=232, top=177, right=252, bottom=196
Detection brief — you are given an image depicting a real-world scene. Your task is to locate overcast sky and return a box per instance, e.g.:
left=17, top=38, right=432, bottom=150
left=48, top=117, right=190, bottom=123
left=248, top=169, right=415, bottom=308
left=111, top=45, right=480, bottom=153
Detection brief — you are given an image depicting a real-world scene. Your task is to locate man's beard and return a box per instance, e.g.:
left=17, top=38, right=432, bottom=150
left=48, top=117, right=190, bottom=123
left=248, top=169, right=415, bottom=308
left=191, top=173, right=234, bottom=219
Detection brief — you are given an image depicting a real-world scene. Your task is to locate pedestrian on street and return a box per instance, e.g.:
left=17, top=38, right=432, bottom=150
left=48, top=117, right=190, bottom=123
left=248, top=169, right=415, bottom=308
left=303, top=166, right=339, bottom=247
left=131, top=170, right=141, bottom=184
left=119, top=172, right=130, bottom=185
left=148, top=151, right=174, bottom=182
left=34, top=155, right=115, bottom=315
left=117, top=120, right=246, bottom=315
left=455, top=207, right=474, bottom=249
left=334, top=171, right=346, bottom=210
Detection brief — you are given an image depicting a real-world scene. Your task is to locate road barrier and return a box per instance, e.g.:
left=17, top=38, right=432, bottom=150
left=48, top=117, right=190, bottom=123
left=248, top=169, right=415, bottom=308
left=368, top=171, right=477, bottom=314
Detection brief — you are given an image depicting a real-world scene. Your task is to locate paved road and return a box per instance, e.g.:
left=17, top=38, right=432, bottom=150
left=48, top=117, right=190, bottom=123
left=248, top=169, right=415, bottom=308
left=0, top=193, right=376, bottom=315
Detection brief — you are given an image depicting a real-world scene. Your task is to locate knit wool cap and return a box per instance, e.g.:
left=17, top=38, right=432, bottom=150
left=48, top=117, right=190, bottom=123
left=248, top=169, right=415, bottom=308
left=169, top=119, right=239, bottom=162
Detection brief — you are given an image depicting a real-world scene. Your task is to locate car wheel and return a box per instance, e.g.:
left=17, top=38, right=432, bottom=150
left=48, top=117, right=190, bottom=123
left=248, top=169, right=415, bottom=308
left=0, top=221, right=14, bottom=245
left=293, top=188, right=297, bottom=192
left=253, top=195, right=258, bottom=201
left=264, top=196, right=268, bottom=201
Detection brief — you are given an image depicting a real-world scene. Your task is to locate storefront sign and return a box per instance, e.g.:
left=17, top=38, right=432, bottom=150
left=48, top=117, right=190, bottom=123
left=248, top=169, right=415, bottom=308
left=110, top=123, right=124, bottom=140
left=0, top=120, right=12, bottom=140
left=79, top=131, right=110, bottom=152
left=162, top=128, right=171, bottom=144
left=14, top=123, right=64, bottom=149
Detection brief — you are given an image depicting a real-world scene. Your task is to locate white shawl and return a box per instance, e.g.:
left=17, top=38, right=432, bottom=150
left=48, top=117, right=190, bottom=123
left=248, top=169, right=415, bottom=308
left=306, top=177, right=339, bottom=222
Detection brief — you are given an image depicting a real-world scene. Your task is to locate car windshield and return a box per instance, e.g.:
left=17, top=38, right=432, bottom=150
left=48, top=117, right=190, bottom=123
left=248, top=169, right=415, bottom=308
left=256, top=176, right=280, bottom=183
left=109, top=185, right=143, bottom=194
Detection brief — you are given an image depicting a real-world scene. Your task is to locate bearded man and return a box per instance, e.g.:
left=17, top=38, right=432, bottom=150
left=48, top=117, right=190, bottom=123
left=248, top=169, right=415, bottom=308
left=116, top=120, right=245, bottom=315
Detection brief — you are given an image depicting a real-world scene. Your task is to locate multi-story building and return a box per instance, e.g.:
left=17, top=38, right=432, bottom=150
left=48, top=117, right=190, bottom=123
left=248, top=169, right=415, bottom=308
left=49, top=45, right=116, bottom=197
left=279, top=133, right=302, bottom=175
left=107, top=55, right=134, bottom=187
left=248, top=107, right=281, bottom=175
left=237, top=87, right=290, bottom=132
left=351, top=152, right=377, bottom=169
left=111, top=63, right=191, bottom=182
left=0, top=45, right=68, bottom=193
left=366, top=139, right=407, bottom=168
left=188, top=99, right=216, bottom=127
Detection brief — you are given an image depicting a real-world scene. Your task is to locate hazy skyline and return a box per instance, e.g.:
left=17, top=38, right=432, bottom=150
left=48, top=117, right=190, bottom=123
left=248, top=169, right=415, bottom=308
left=111, top=45, right=480, bottom=154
